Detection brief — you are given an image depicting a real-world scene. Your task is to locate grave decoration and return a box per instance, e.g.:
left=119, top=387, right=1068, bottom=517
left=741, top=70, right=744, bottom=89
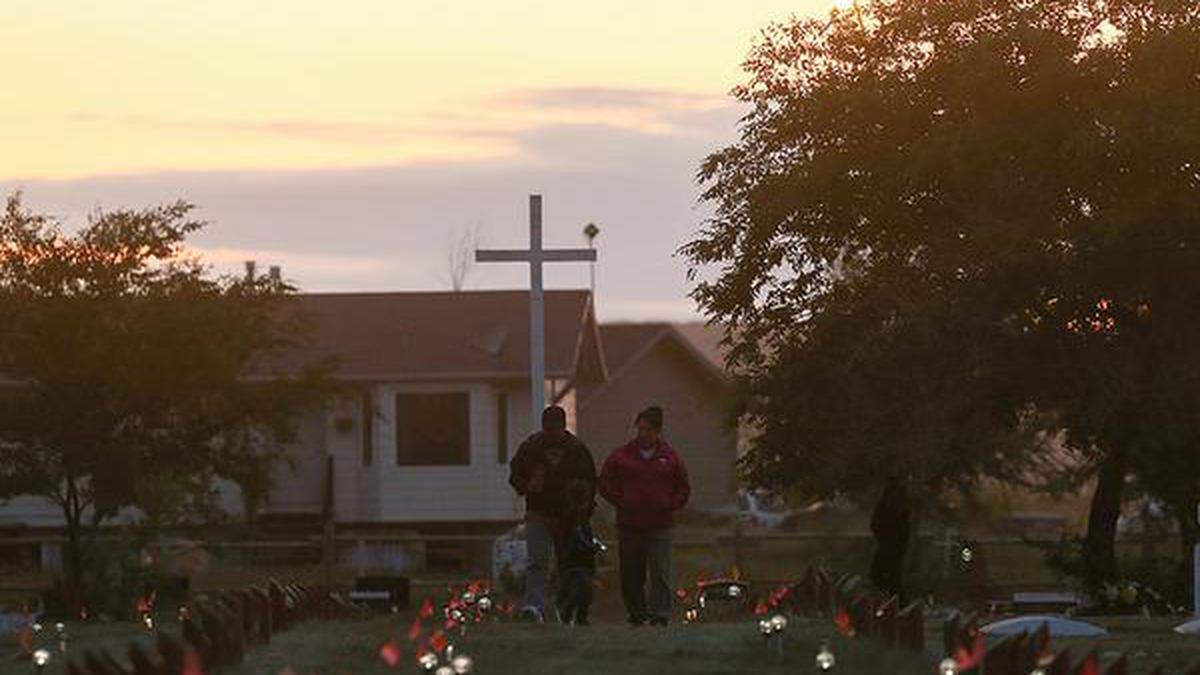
left=63, top=579, right=369, bottom=674
left=402, top=580, right=507, bottom=674
left=684, top=576, right=751, bottom=622
left=815, top=640, right=835, bottom=671
left=33, top=648, right=51, bottom=673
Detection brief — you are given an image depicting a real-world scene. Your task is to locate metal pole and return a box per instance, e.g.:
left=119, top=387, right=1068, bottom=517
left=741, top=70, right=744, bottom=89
left=1194, top=504, right=1199, bottom=617
left=1193, top=542, right=1199, bottom=618
left=588, top=242, right=596, bottom=298
left=529, top=194, right=545, bottom=427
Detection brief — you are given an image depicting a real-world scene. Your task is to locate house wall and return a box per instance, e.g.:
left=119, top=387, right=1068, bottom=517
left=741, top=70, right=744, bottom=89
left=579, top=338, right=737, bottom=511
left=0, top=495, right=65, bottom=528
left=324, top=381, right=556, bottom=523
left=0, top=378, right=572, bottom=530
left=263, top=409, right=328, bottom=515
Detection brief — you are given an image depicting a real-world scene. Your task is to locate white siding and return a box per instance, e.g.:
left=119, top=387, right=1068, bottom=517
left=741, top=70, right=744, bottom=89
left=263, top=409, right=327, bottom=514
left=0, top=495, right=64, bottom=528
left=377, top=382, right=521, bottom=523
left=329, top=391, right=381, bottom=523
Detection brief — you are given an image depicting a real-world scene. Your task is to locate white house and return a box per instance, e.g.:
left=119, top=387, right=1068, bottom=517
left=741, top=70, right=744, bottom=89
left=258, top=289, right=607, bottom=530
left=0, top=290, right=608, bottom=536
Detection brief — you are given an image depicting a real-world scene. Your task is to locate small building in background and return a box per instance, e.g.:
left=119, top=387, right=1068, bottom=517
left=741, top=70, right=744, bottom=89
left=578, top=322, right=737, bottom=513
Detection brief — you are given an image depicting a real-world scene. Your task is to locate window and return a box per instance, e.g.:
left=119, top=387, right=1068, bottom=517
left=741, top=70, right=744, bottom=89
left=361, top=392, right=374, bottom=466
left=496, top=391, right=508, bottom=465
left=395, top=392, right=470, bottom=466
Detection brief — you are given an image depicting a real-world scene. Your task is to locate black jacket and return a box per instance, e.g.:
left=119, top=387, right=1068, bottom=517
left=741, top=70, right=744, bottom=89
left=508, top=430, right=595, bottom=517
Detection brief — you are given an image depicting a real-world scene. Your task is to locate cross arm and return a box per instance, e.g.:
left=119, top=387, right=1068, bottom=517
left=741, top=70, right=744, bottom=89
left=476, top=248, right=597, bottom=263
left=542, top=249, right=597, bottom=262
left=476, top=249, right=529, bottom=262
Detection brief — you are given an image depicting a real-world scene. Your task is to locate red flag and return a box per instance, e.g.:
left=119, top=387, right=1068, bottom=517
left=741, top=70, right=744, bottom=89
left=407, top=617, right=423, bottom=642
left=419, top=598, right=434, bottom=619
left=136, top=593, right=156, bottom=613
left=834, top=608, right=855, bottom=637
left=428, top=631, right=449, bottom=654
left=16, top=626, right=32, bottom=656
left=378, top=640, right=403, bottom=667
left=1077, top=653, right=1100, bottom=675
left=181, top=648, right=205, bottom=675
left=953, top=634, right=985, bottom=671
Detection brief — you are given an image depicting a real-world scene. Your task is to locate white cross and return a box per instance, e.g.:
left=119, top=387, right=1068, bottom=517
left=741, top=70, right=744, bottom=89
left=476, top=194, right=597, bottom=431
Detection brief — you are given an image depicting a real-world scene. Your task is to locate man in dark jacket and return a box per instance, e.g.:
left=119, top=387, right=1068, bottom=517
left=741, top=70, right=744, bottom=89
left=508, top=405, right=596, bottom=622
left=598, top=405, right=690, bottom=626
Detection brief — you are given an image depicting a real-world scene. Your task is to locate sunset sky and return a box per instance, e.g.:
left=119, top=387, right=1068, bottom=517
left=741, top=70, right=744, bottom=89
left=3, top=1, right=843, bottom=320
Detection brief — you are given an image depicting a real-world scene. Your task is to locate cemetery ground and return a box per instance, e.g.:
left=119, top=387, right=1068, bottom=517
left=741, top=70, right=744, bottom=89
left=1, top=588, right=1197, bottom=675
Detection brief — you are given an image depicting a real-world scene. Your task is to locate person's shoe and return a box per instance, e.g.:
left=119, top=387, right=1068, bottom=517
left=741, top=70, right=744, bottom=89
left=648, top=616, right=669, bottom=627
left=519, top=606, right=545, bottom=623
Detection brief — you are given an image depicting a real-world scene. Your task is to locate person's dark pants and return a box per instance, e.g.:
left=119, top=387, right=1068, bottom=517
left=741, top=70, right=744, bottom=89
left=555, top=567, right=594, bottom=625
left=618, top=527, right=673, bottom=623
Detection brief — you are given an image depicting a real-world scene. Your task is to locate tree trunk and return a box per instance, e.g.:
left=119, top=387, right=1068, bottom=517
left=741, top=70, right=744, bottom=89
left=869, top=477, right=911, bottom=600
left=1083, top=446, right=1129, bottom=584
left=61, top=484, right=85, bottom=616
left=1176, top=498, right=1198, bottom=610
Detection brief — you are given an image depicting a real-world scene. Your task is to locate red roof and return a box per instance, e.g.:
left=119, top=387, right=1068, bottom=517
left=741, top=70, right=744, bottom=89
left=271, top=290, right=600, bottom=381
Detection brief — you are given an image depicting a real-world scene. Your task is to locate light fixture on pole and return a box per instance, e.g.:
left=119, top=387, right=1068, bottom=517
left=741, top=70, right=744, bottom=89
left=583, top=222, right=599, bottom=297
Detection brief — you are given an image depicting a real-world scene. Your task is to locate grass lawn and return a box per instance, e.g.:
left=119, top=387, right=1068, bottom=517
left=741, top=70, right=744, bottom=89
left=2, top=611, right=1197, bottom=675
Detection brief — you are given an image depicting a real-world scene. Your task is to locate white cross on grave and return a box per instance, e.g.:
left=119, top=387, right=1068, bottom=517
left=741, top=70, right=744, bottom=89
left=476, top=194, right=597, bottom=429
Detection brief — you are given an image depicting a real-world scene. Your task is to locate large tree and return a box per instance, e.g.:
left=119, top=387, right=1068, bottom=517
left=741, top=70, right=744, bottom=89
left=684, top=0, right=1200, bottom=592
left=0, top=194, right=336, bottom=608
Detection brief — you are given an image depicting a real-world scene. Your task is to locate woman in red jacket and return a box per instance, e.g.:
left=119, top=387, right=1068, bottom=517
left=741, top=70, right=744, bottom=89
left=598, top=405, right=691, bottom=626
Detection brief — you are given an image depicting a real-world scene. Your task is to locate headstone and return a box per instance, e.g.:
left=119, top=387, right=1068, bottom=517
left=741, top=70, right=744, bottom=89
left=1075, top=652, right=1100, bottom=675
left=981, top=615, right=1108, bottom=637
left=816, top=569, right=835, bottom=616
left=875, top=596, right=898, bottom=647
left=897, top=602, right=925, bottom=651
left=791, top=567, right=818, bottom=615
left=126, top=641, right=159, bottom=675
left=1045, top=649, right=1073, bottom=675
left=982, top=634, right=1017, bottom=675
left=1102, top=654, right=1128, bottom=675
left=944, top=613, right=963, bottom=655
left=156, top=632, right=186, bottom=674
left=848, top=595, right=876, bottom=638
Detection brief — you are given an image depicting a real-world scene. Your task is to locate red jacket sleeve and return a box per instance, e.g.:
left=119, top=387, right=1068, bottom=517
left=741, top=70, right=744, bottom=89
left=669, top=453, right=691, bottom=510
left=598, top=452, right=621, bottom=509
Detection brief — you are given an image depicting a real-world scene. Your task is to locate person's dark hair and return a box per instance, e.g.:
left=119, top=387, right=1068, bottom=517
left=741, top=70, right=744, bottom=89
left=634, top=405, right=664, bottom=430
left=542, top=405, right=567, bottom=431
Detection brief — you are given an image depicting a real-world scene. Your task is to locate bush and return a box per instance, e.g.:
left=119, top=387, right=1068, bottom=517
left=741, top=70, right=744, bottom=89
left=1032, top=534, right=1188, bottom=615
